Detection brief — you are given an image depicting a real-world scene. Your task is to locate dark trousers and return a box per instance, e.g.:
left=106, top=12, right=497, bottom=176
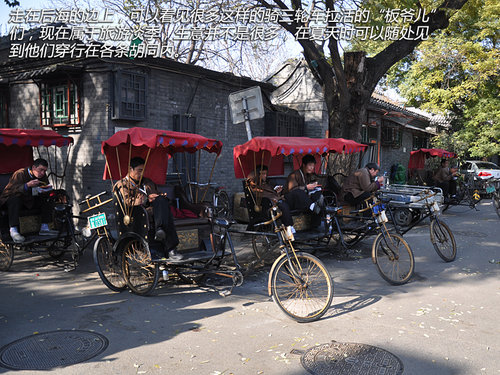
left=344, top=192, right=371, bottom=207
left=6, top=195, right=52, bottom=228
left=437, top=181, right=456, bottom=198
left=285, top=189, right=323, bottom=227
left=261, top=198, right=293, bottom=227
left=285, top=189, right=324, bottom=212
left=151, top=196, right=179, bottom=251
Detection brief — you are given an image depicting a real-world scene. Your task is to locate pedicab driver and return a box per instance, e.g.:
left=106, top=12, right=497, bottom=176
left=342, top=162, right=384, bottom=206
left=284, top=154, right=325, bottom=215
left=114, top=157, right=183, bottom=261
left=0, top=158, right=57, bottom=243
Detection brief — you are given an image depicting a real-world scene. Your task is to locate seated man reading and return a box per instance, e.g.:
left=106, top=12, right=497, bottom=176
left=0, top=158, right=57, bottom=243
left=342, top=163, right=384, bottom=207
left=247, top=165, right=294, bottom=234
left=114, top=157, right=183, bottom=261
left=433, top=159, right=457, bottom=199
left=284, top=154, right=325, bottom=215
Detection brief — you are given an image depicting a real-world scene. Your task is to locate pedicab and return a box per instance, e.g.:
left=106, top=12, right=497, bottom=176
left=97, top=127, right=242, bottom=296
left=234, top=136, right=415, bottom=287
left=408, top=148, right=480, bottom=211
left=0, top=128, right=94, bottom=271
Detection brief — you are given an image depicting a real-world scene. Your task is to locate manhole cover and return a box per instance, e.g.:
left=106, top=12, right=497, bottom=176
left=0, top=330, right=108, bottom=370
left=301, top=341, right=403, bottom=375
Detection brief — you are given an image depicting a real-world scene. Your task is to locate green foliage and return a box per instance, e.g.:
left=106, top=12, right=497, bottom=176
left=388, top=0, right=499, bottom=158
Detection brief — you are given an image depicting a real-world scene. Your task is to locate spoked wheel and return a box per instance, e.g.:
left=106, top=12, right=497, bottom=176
left=270, top=252, right=333, bottom=323
left=93, top=236, right=127, bottom=292
left=122, top=238, right=159, bottom=296
left=44, top=238, right=69, bottom=259
left=252, top=232, right=280, bottom=263
left=0, top=242, right=14, bottom=271
left=372, top=233, right=414, bottom=285
left=430, top=220, right=457, bottom=262
left=214, top=190, right=230, bottom=218
left=493, top=195, right=500, bottom=218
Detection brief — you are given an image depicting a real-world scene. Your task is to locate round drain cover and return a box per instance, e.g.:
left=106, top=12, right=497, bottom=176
left=301, top=341, right=403, bottom=375
left=0, top=330, right=108, bottom=370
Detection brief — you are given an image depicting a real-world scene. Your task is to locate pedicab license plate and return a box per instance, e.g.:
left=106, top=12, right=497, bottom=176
left=88, top=213, right=107, bottom=229
left=486, top=186, right=496, bottom=194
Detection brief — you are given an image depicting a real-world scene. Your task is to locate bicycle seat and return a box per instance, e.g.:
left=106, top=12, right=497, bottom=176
left=214, top=218, right=235, bottom=228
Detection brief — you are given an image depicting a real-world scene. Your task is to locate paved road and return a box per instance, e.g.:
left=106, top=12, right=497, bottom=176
left=0, top=201, right=499, bottom=375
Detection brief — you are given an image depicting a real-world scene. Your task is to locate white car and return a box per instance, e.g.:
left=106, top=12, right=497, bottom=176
left=461, top=160, right=500, bottom=180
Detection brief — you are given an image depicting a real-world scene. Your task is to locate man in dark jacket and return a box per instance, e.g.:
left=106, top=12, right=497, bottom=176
left=342, top=163, right=384, bottom=206
left=433, top=159, right=457, bottom=198
left=114, top=157, right=183, bottom=260
left=0, top=158, right=56, bottom=243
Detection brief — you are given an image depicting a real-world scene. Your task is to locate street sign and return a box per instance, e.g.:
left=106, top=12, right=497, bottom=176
left=228, top=86, right=264, bottom=140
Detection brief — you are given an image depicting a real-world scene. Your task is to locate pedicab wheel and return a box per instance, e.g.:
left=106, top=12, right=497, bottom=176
left=493, top=195, right=500, bottom=218
left=270, top=252, right=333, bottom=323
left=122, top=238, right=159, bottom=296
left=0, top=242, right=14, bottom=271
left=93, top=236, right=127, bottom=292
left=430, top=220, right=457, bottom=262
left=393, top=208, right=412, bottom=227
left=215, top=190, right=230, bottom=218
left=252, top=232, right=280, bottom=263
left=372, top=233, right=414, bottom=285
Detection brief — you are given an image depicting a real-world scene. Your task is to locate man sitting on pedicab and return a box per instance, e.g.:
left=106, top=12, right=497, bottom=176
left=341, top=162, right=384, bottom=207
left=284, top=154, right=326, bottom=219
left=433, top=159, right=457, bottom=200
left=114, top=157, right=183, bottom=261
left=0, top=158, right=57, bottom=243
left=247, top=165, right=295, bottom=234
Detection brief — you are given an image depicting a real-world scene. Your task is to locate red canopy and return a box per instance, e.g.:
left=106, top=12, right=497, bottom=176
left=102, top=127, right=223, bottom=185
left=0, top=128, right=73, bottom=174
left=408, top=148, right=457, bottom=170
left=233, top=136, right=367, bottom=178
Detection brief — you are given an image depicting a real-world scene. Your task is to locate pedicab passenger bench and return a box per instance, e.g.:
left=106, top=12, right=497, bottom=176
left=114, top=185, right=212, bottom=254
left=0, top=173, right=46, bottom=238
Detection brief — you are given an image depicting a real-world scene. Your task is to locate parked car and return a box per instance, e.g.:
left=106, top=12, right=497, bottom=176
left=460, top=161, right=500, bottom=180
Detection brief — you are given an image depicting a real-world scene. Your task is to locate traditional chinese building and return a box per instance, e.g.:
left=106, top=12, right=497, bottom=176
left=267, top=59, right=450, bottom=175
left=0, top=29, right=304, bottom=205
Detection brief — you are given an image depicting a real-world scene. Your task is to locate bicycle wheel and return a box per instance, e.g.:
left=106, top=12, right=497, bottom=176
left=0, top=242, right=14, bottom=271
left=270, top=252, right=333, bottom=323
left=492, top=195, right=500, bottom=218
left=93, top=236, right=127, bottom=292
left=430, top=220, right=456, bottom=262
left=252, top=232, right=280, bottom=263
left=122, top=238, right=159, bottom=296
left=372, top=233, right=414, bottom=285
left=214, top=190, right=230, bottom=218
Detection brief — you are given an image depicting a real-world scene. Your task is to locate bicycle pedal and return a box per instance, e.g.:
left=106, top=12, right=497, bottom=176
left=219, top=290, right=232, bottom=297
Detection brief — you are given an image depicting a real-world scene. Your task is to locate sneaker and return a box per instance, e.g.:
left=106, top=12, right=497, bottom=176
left=39, top=228, right=59, bottom=236
left=10, top=232, right=25, bottom=243
left=168, top=249, right=185, bottom=261
left=310, top=202, right=321, bottom=215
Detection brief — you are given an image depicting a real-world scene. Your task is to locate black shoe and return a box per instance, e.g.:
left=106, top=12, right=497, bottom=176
left=154, top=229, right=166, bottom=241
left=168, top=249, right=184, bottom=261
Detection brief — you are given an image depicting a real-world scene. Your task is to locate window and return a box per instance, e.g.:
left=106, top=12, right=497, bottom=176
left=0, top=88, right=8, bottom=127
left=412, top=134, right=428, bottom=150
left=113, top=71, right=146, bottom=120
left=265, top=111, right=304, bottom=136
left=171, top=114, right=196, bottom=186
left=40, top=80, right=80, bottom=127
left=381, top=121, right=401, bottom=148
left=361, top=125, right=378, bottom=144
